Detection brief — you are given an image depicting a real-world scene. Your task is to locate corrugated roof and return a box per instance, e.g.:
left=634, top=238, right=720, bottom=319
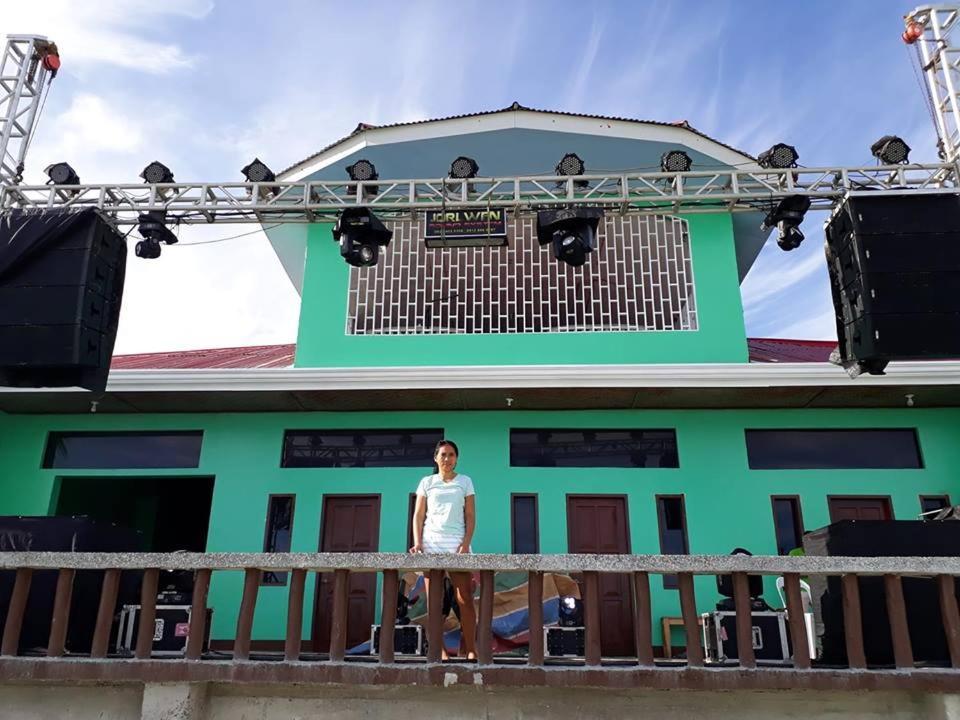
left=278, top=102, right=757, bottom=178
left=110, top=338, right=834, bottom=370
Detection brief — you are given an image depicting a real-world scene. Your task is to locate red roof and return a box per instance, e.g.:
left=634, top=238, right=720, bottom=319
left=110, top=338, right=834, bottom=370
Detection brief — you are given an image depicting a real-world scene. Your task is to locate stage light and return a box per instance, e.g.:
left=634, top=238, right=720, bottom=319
left=536, top=207, right=604, bottom=267
left=345, top=158, right=379, bottom=198
left=241, top=157, right=276, bottom=183
left=757, top=143, right=799, bottom=169
left=140, top=161, right=175, bottom=184
left=660, top=150, right=692, bottom=173
left=332, top=208, right=392, bottom=267
left=871, top=135, right=911, bottom=164
left=555, top=152, right=588, bottom=189
left=135, top=211, right=178, bottom=260
left=558, top=596, right=584, bottom=627
left=449, top=156, right=479, bottom=179
left=44, top=162, right=79, bottom=185
left=135, top=238, right=162, bottom=260
left=761, top=195, right=811, bottom=251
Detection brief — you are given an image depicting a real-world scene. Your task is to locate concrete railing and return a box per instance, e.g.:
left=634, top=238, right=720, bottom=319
left=1, top=552, right=960, bottom=672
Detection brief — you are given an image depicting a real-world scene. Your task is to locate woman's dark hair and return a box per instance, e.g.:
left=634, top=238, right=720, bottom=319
left=434, top=439, right=459, bottom=457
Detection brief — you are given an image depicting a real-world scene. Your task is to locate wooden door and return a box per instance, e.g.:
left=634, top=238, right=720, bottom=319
left=828, top=496, right=894, bottom=522
left=312, top=495, right=380, bottom=652
left=566, top=495, right=635, bottom=657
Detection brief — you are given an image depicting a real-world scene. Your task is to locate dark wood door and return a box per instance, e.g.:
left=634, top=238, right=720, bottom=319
left=313, top=495, right=380, bottom=652
left=828, top=496, right=894, bottom=522
left=566, top=495, right=635, bottom=657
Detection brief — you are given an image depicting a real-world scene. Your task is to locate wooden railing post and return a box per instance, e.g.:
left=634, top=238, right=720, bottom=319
left=478, top=570, right=494, bottom=665
left=884, top=574, right=914, bottom=669
left=186, top=569, right=211, bottom=660
left=632, top=572, right=654, bottom=666
left=91, top=569, right=121, bottom=658
left=731, top=572, right=755, bottom=669
left=379, top=570, right=399, bottom=663
left=1, top=568, right=32, bottom=656
left=841, top=574, right=866, bottom=669
left=233, top=568, right=261, bottom=661
left=329, top=569, right=349, bottom=661
left=284, top=569, right=306, bottom=662
left=784, top=573, right=811, bottom=669
left=938, top=574, right=960, bottom=669
left=527, top=571, right=543, bottom=666
left=427, top=568, right=444, bottom=663
left=677, top=572, right=703, bottom=667
left=47, top=568, right=76, bottom=657
left=584, top=571, right=602, bottom=666
left=135, top=569, right=159, bottom=659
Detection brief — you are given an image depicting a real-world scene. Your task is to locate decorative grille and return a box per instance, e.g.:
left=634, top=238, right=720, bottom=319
left=345, top=214, right=697, bottom=335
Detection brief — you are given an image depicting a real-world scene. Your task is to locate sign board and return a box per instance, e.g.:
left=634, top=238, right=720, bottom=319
left=424, top=208, right=508, bottom=247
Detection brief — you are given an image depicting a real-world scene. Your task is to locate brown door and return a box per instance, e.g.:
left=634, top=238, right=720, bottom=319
left=313, top=495, right=381, bottom=652
left=566, top=495, right=635, bottom=657
left=828, top=496, right=894, bottom=522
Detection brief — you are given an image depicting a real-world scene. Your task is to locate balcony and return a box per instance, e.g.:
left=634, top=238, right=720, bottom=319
left=1, top=551, right=959, bottom=695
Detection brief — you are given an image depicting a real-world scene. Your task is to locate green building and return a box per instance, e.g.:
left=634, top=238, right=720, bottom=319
left=1, top=105, right=957, bottom=656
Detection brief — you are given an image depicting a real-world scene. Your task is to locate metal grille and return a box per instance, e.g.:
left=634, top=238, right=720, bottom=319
left=345, top=214, right=698, bottom=335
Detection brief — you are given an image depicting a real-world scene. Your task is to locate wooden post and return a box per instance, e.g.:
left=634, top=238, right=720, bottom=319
left=90, top=569, right=121, bottom=658
left=731, top=572, right=755, bottom=669
left=186, top=569, right=211, bottom=660
left=135, top=569, right=159, bottom=659
left=584, top=571, right=602, bottom=666
left=329, top=569, right=349, bottom=661
left=379, top=570, right=399, bottom=663
left=884, top=574, right=914, bottom=669
left=938, top=574, right=960, bottom=669
left=233, top=568, right=261, bottom=661
left=47, top=568, right=76, bottom=657
left=677, top=572, right=703, bottom=667
left=427, top=569, right=444, bottom=663
left=841, top=574, right=866, bottom=669
left=284, top=569, right=306, bottom=662
left=632, top=572, right=654, bottom=666
left=478, top=570, right=494, bottom=665
left=527, top=571, right=544, bottom=666
left=784, top=573, right=811, bottom=669
left=1, top=568, right=32, bottom=656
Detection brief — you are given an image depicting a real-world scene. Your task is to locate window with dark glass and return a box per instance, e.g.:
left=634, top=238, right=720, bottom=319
left=510, top=429, right=679, bottom=468
left=43, top=431, right=203, bottom=469
left=745, top=429, right=923, bottom=470
left=262, top=495, right=295, bottom=586
left=771, top=496, right=804, bottom=555
left=281, top=429, right=444, bottom=468
left=656, top=495, right=689, bottom=589
left=920, top=495, right=951, bottom=516
left=511, top=494, right=539, bottom=554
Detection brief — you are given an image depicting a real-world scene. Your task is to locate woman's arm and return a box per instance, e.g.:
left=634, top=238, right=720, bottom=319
left=458, top=495, right=476, bottom=554
left=410, top=494, right=427, bottom=553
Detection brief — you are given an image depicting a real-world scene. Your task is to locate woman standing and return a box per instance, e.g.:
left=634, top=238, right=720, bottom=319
left=409, top=439, right=477, bottom=660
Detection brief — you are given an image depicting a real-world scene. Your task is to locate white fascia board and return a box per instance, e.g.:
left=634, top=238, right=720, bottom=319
left=280, top=110, right=757, bottom=182
left=8, top=361, right=960, bottom=395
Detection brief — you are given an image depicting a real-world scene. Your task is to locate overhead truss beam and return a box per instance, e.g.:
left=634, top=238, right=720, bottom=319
left=0, top=163, right=957, bottom=224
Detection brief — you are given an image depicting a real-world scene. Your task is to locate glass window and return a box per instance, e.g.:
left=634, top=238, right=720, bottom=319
left=920, top=495, right=951, bottom=516
left=745, top=429, right=922, bottom=470
left=657, top=495, right=689, bottom=589
left=510, top=429, right=679, bottom=468
left=262, top=495, right=295, bottom=586
left=281, top=429, right=443, bottom=468
left=511, top=495, right=539, bottom=554
left=771, top=497, right=804, bottom=555
left=43, top=431, right=203, bottom=469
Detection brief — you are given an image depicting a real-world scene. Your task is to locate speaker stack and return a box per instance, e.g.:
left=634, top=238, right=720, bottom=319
left=0, top=209, right=126, bottom=392
left=826, top=193, right=960, bottom=374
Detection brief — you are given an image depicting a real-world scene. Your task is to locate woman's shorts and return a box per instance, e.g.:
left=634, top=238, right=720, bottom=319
left=422, top=533, right=465, bottom=553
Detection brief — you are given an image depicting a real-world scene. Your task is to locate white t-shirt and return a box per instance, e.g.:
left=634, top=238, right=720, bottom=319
left=416, top=473, right=475, bottom=538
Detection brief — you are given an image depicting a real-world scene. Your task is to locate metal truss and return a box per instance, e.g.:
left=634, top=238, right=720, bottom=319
left=0, top=35, right=55, bottom=185
left=0, top=163, right=957, bottom=224
left=906, top=6, right=960, bottom=162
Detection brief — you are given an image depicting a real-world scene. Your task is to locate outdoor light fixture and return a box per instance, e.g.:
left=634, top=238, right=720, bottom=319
left=761, top=195, right=811, bottom=251
left=536, top=207, right=604, bottom=267
left=757, top=143, right=799, bottom=169
left=558, top=596, right=584, bottom=627
left=44, top=162, right=79, bottom=185
left=871, top=135, right=911, bottom=164
left=140, top=161, right=175, bottom=184
left=345, top=158, right=379, bottom=197
left=241, top=157, right=276, bottom=183
left=135, top=211, right=177, bottom=260
left=449, top=156, right=479, bottom=179
left=555, top=152, right=588, bottom=189
left=660, top=150, right=693, bottom=173
left=332, top=207, right=392, bottom=267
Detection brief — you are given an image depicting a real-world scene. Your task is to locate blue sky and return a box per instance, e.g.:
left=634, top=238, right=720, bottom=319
left=1, top=0, right=940, bottom=352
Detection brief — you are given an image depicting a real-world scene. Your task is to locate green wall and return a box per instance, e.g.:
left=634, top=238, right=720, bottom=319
left=1, top=407, right=957, bottom=646
left=294, top=213, right=749, bottom=368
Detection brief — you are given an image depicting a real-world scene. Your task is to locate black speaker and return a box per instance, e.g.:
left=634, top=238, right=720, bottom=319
left=826, top=194, right=960, bottom=373
left=0, top=209, right=126, bottom=392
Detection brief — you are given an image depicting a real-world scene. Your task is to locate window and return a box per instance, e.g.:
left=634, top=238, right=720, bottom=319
left=656, top=495, right=689, bottom=589
left=920, top=495, right=951, bottom=516
left=771, top=496, right=804, bottom=555
left=281, top=429, right=443, bottom=468
left=511, top=494, right=539, bottom=554
left=43, top=431, right=203, bottom=469
left=510, top=429, right=679, bottom=468
left=262, top=495, right=295, bottom=586
left=745, top=429, right=923, bottom=470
